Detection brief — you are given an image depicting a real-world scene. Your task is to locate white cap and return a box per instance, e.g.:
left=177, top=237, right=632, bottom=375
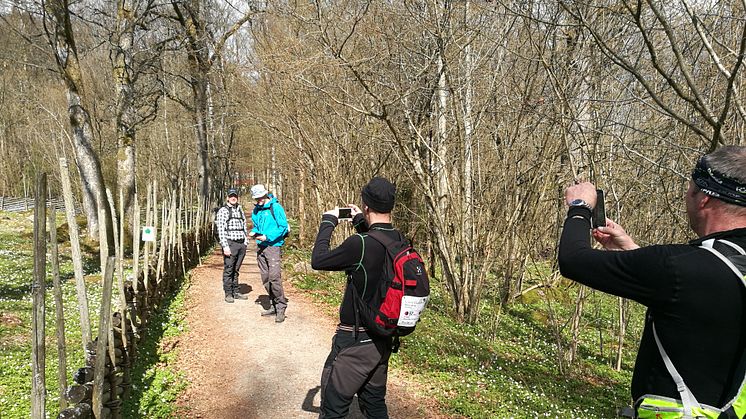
left=251, top=184, right=269, bottom=199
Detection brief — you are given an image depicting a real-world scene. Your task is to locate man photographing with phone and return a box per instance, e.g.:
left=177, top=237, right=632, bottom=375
left=558, top=146, right=746, bottom=418
left=311, top=177, right=400, bottom=418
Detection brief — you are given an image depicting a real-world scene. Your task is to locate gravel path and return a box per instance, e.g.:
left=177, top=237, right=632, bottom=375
left=174, top=245, right=439, bottom=418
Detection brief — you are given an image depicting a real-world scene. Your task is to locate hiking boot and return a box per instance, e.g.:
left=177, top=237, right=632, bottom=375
left=225, top=294, right=234, bottom=303
left=261, top=307, right=277, bottom=316
left=233, top=293, right=248, bottom=300
left=275, top=311, right=286, bottom=323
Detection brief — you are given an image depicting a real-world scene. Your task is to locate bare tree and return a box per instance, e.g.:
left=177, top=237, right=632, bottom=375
left=559, top=0, right=746, bottom=151
left=42, top=0, right=115, bottom=253
left=169, top=0, right=255, bottom=202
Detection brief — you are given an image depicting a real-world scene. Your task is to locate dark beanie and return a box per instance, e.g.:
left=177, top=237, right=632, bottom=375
left=361, top=177, right=396, bottom=213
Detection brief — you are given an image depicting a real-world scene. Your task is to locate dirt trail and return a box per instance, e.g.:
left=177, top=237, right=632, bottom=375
left=174, top=245, right=438, bottom=418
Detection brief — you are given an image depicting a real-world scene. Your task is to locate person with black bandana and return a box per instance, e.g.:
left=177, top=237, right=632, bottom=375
left=311, top=177, right=399, bottom=419
left=558, top=145, right=746, bottom=418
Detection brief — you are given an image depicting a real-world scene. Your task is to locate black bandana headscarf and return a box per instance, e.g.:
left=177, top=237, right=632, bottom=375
left=691, top=156, right=746, bottom=207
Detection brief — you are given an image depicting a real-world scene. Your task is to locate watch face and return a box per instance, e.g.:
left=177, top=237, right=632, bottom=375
left=570, top=199, right=590, bottom=209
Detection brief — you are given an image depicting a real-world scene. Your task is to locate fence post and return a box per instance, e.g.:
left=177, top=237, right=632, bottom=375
left=31, top=173, right=47, bottom=418
left=117, top=188, right=131, bottom=405
left=59, top=158, right=92, bottom=349
left=151, top=181, right=158, bottom=263
left=131, top=193, right=140, bottom=314
left=49, top=204, right=69, bottom=411
left=92, top=256, right=116, bottom=418
left=142, top=183, right=151, bottom=314
left=24, top=174, right=29, bottom=211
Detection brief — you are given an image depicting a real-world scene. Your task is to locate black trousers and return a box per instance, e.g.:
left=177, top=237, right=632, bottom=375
left=222, top=240, right=246, bottom=295
left=319, top=330, right=392, bottom=419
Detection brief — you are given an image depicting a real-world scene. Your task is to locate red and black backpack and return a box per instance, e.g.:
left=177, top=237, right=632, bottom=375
left=349, top=230, right=430, bottom=347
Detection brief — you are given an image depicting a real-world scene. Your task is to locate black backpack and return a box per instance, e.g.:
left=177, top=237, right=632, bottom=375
left=350, top=230, right=430, bottom=348
left=212, top=205, right=245, bottom=241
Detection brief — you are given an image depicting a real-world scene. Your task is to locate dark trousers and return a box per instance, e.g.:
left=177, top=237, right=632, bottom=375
left=319, top=330, right=391, bottom=419
left=223, top=240, right=246, bottom=295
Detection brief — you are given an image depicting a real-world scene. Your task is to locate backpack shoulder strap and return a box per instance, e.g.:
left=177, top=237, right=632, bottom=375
left=651, top=323, right=702, bottom=417
left=217, top=205, right=230, bottom=219
left=268, top=203, right=283, bottom=227
left=366, top=229, right=405, bottom=252
left=269, top=203, right=276, bottom=221
left=236, top=205, right=246, bottom=220
left=700, top=239, right=746, bottom=282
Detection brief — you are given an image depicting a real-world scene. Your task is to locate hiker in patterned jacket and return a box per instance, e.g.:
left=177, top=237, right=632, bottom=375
left=216, top=188, right=249, bottom=304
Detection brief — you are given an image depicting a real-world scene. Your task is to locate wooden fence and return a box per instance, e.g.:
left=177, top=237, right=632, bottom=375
left=30, top=161, right=217, bottom=419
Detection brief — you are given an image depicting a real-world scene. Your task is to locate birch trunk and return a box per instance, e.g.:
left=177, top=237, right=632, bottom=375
left=43, top=0, right=115, bottom=253
left=114, top=0, right=137, bottom=228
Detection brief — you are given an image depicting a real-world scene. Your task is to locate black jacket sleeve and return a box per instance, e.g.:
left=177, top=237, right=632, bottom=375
left=557, top=208, right=686, bottom=307
left=311, top=214, right=365, bottom=271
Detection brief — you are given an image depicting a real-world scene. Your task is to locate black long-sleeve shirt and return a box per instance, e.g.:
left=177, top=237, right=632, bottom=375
left=559, top=207, right=746, bottom=406
left=311, top=213, right=400, bottom=326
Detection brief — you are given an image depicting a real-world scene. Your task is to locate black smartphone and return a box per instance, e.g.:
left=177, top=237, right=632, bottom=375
left=592, top=189, right=607, bottom=228
left=338, top=207, right=352, bottom=220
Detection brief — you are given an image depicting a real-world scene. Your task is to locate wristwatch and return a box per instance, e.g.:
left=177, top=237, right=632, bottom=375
left=568, top=199, right=592, bottom=211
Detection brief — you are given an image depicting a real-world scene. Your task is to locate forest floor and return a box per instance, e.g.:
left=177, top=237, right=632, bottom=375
left=173, top=244, right=444, bottom=418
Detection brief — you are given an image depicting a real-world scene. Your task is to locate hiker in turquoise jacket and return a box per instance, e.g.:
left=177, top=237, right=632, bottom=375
left=250, top=184, right=289, bottom=322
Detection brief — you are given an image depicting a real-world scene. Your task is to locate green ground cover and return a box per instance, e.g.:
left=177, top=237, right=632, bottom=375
left=122, top=283, right=189, bottom=418
left=0, top=211, right=102, bottom=418
left=287, top=248, right=645, bottom=419
left=0, top=210, right=192, bottom=419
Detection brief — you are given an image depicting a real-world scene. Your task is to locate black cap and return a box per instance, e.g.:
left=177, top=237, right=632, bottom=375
left=227, top=188, right=239, bottom=197
left=361, top=177, right=396, bottom=213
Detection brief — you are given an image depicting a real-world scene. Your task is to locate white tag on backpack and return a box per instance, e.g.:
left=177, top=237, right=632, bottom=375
left=397, top=295, right=429, bottom=327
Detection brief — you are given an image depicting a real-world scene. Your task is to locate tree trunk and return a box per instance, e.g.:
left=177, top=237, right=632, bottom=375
left=44, top=0, right=115, bottom=255
left=615, top=297, right=629, bottom=370
left=114, top=0, right=137, bottom=231
left=568, top=286, right=587, bottom=365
